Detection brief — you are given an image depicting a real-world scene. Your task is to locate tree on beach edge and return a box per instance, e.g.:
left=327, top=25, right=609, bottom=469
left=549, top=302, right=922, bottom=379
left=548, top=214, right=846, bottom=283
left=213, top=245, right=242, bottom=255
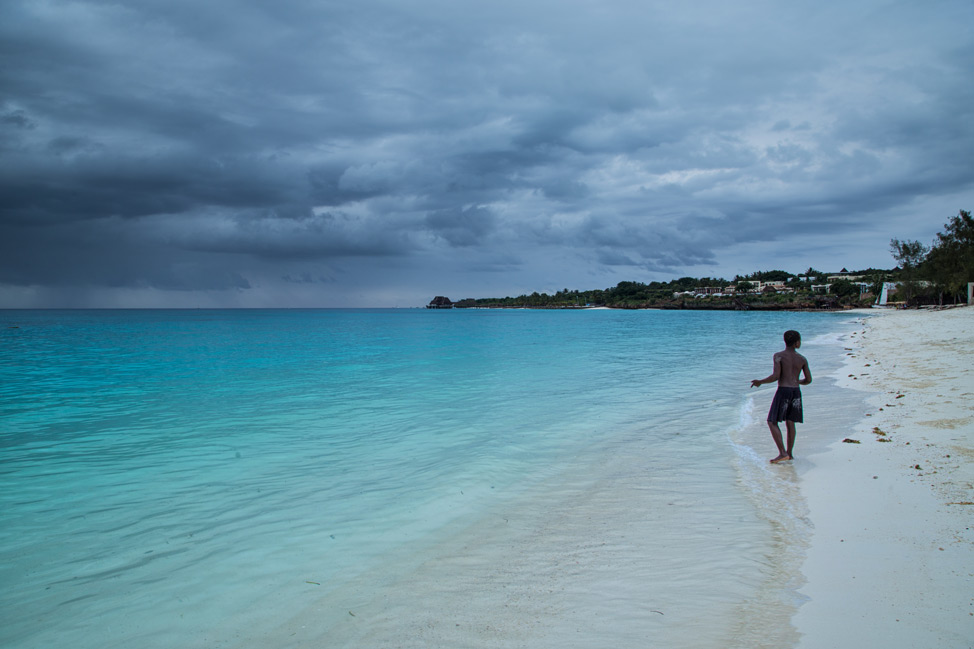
left=925, top=210, right=974, bottom=304
left=891, top=209, right=974, bottom=306
left=889, top=238, right=929, bottom=306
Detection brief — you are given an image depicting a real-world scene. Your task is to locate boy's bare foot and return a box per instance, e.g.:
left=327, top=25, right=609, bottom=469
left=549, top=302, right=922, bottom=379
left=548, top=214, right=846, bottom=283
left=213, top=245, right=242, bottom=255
left=770, top=453, right=791, bottom=463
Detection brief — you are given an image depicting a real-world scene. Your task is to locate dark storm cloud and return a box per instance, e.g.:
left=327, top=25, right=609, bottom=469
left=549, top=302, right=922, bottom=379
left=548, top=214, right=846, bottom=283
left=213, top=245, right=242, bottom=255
left=0, top=216, right=253, bottom=291
left=176, top=208, right=416, bottom=259
left=1, top=0, right=972, bottom=306
left=425, top=206, right=498, bottom=247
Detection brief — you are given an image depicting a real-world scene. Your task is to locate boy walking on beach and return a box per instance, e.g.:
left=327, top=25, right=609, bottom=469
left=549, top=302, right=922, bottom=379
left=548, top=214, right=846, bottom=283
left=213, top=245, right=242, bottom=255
left=751, top=330, right=812, bottom=463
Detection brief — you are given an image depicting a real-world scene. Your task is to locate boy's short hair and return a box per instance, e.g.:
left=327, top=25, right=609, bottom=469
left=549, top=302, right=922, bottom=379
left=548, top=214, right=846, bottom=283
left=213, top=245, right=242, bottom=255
left=784, top=330, right=801, bottom=346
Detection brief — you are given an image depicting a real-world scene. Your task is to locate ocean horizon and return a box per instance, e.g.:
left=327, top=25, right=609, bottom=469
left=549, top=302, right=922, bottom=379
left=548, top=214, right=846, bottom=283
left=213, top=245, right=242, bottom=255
left=0, top=308, right=865, bottom=648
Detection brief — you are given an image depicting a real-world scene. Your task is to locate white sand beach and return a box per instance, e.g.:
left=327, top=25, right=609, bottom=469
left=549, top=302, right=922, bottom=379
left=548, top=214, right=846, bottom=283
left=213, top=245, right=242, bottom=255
left=795, top=306, right=974, bottom=647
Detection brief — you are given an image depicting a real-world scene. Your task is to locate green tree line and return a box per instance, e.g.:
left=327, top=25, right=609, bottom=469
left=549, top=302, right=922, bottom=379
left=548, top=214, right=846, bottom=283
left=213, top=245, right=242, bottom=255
left=459, top=271, right=882, bottom=310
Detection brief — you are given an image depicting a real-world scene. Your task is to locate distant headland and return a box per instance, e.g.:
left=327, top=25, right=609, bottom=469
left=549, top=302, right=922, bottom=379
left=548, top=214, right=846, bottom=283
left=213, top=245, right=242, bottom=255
left=426, top=268, right=880, bottom=310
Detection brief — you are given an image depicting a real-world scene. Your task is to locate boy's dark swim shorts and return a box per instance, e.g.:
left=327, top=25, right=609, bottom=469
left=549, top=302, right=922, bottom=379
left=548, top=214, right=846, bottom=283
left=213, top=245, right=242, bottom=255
left=767, top=386, right=803, bottom=423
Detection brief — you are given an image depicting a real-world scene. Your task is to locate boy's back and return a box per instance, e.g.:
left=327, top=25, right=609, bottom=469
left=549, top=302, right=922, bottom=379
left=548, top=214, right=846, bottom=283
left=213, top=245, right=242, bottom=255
left=773, top=348, right=809, bottom=388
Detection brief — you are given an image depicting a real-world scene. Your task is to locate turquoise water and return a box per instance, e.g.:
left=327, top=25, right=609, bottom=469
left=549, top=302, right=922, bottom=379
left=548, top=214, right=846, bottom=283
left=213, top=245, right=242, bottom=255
left=0, top=309, right=862, bottom=648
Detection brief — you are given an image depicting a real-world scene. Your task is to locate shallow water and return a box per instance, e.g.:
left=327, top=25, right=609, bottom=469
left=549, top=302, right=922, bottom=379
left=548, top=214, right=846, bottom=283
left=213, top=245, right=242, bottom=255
left=0, top=308, right=861, bottom=648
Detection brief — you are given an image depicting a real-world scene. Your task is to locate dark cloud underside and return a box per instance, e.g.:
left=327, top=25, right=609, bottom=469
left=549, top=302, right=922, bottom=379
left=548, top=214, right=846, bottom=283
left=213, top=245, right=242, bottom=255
left=1, top=0, right=971, bottom=306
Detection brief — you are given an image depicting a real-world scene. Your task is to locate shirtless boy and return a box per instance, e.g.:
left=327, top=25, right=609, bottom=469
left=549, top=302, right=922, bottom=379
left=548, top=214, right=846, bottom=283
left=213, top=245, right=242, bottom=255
left=750, top=330, right=812, bottom=463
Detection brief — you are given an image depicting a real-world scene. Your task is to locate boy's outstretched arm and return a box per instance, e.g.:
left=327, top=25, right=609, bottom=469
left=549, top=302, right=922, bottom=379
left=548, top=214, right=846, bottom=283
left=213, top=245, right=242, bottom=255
left=751, top=355, right=781, bottom=388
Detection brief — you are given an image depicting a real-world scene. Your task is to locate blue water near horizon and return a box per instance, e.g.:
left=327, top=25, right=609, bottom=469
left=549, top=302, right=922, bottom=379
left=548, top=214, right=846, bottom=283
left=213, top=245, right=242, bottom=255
left=0, top=308, right=863, bottom=648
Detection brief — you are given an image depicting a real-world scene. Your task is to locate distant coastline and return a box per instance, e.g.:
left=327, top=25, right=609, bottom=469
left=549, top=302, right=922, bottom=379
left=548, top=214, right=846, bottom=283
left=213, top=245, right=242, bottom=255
left=426, top=268, right=899, bottom=311
left=430, top=301, right=858, bottom=312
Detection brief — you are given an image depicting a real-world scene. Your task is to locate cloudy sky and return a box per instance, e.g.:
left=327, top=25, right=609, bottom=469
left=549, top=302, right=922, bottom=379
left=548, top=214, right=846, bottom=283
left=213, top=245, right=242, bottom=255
left=2, top=0, right=972, bottom=307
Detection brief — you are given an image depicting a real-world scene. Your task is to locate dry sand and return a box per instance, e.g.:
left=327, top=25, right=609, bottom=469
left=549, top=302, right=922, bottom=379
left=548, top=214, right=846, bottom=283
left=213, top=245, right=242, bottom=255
left=794, top=306, right=974, bottom=648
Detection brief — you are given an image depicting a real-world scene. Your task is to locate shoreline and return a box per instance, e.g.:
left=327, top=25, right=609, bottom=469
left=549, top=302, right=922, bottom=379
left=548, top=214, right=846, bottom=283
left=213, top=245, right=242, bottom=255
left=446, top=304, right=864, bottom=311
left=794, top=306, right=974, bottom=646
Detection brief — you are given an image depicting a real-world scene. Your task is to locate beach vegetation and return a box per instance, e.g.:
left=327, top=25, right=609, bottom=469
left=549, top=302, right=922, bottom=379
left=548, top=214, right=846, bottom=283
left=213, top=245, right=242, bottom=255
left=460, top=269, right=884, bottom=310
left=883, top=209, right=973, bottom=306
left=743, top=269, right=794, bottom=283
left=829, top=279, right=861, bottom=298
left=922, top=209, right=974, bottom=304
left=889, top=238, right=929, bottom=306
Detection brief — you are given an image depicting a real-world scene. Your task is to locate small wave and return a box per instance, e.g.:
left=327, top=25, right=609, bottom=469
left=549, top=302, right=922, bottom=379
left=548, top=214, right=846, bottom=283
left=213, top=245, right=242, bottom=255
left=803, top=331, right=848, bottom=346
